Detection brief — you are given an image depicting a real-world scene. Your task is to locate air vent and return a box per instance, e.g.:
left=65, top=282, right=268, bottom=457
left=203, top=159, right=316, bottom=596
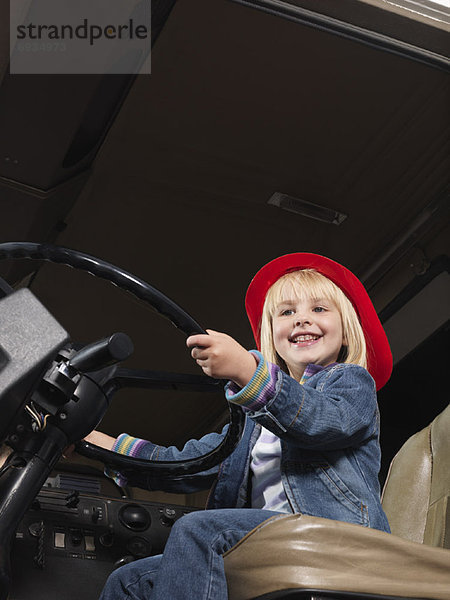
left=44, top=474, right=101, bottom=495
left=268, top=193, right=347, bottom=225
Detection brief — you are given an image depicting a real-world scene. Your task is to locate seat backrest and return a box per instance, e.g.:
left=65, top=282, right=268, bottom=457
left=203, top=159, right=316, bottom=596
left=381, top=403, right=450, bottom=548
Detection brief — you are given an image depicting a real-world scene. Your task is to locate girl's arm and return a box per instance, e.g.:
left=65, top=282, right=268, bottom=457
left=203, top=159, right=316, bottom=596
left=62, top=430, right=115, bottom=460
left=104, top=428, right=227, bottom=492
left=229, top=357, right=379, bottom=450
left=76, top=427, right=227, bottom=493
left=84, top=430, right=116, bottom=450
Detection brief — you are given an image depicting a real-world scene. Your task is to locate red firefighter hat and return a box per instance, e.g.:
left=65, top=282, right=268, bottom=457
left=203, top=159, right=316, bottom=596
left=245, top=253, right=392, bottom=390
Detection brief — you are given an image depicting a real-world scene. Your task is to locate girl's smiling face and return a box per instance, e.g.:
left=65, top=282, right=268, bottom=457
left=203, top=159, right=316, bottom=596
left=272, top=295, right=344, bottom=381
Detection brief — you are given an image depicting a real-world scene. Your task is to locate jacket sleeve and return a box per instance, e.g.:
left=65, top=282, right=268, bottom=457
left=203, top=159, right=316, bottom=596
left=106, top=428, right=227, bottom=493
left=227, top=355, right=378, bottom=451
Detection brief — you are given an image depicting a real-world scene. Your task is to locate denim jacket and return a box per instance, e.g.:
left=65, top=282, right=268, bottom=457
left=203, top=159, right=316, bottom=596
left=119, top=362, right=390, bottom=533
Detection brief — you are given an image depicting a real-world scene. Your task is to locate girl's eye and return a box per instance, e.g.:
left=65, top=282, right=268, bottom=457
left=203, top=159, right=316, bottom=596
left=313, top=306, right=325, bottom=313
left=281, top=308, right=294, bottom=316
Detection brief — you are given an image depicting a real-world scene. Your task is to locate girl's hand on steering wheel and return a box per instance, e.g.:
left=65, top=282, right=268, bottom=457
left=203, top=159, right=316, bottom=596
left=187, top=329, right=257, bottom=388
left=63, top=430, right=116, bottom=460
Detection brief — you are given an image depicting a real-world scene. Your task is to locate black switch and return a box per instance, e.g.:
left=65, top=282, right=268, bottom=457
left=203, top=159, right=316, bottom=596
left=69, top=528, right=83, bottom=546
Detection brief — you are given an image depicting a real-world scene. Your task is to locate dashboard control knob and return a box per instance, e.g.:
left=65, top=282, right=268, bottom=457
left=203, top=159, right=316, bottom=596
left=99, top=532, right=114, bottom=547
left=126, top=536, right=152, bottom=558
left=160, top=507, right=176, bottom=527
left=28, top=522, right=42, bottom=538
left=118, top=504, right=151, bottom=532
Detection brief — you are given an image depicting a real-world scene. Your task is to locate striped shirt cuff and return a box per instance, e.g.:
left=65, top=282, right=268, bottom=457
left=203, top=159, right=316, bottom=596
left=105, top=434, right=150, bottom=487
left=112, top=433, right=149, bottom=457
left=225, top=350, right=278, bottom=411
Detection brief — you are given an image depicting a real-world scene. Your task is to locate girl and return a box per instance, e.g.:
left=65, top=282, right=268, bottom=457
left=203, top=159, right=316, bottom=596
left=94, top=252, right=392, bottom=600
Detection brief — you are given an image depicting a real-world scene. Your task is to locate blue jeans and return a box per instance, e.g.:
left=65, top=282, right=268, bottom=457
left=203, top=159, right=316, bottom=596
left=99, top=508, right=282, bottom=600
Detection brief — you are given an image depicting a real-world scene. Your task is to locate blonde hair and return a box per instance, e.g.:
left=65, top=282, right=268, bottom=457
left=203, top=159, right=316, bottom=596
left=259, top=269, right=367, bottom=373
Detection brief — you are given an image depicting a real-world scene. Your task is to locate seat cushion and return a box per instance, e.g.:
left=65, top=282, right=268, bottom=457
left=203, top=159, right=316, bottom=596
left=223, top=513, right=450, bottom=600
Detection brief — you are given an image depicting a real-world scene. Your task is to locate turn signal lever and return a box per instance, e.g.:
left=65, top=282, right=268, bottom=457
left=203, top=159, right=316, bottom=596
left=68, top=333, right=134, bottom=373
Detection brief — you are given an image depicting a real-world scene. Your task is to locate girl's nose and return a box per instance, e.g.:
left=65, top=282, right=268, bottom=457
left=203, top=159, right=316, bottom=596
left=295, top=317, right=311, bottom=327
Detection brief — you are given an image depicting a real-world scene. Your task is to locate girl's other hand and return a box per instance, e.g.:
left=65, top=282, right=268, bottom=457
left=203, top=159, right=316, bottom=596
left=83, top=430, right=116, bottom=450
left=63, top=430, right=116, bottom=459
left=186, top=329, right=257, bottom=388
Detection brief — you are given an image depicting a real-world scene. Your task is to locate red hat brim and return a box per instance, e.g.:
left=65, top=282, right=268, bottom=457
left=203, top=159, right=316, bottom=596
left=245, top=253, right=392, bottom=390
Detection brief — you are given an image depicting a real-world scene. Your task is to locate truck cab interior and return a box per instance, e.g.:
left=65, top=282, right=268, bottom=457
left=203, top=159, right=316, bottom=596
left=0, top=1, right=449, bottom=599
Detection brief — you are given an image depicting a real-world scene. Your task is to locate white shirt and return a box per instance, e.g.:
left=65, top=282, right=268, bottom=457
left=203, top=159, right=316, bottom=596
left=250, top=426, right=292, bottom=513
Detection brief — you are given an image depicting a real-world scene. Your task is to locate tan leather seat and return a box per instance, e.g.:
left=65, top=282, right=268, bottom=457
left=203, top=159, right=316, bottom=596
left=382, top=403, right=450, bottom=548
left=224, top=404, right=450, bottom=600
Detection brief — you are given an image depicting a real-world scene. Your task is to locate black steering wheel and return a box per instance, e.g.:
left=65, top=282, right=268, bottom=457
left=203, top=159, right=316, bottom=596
left=0, top=241, right=246, bottom=478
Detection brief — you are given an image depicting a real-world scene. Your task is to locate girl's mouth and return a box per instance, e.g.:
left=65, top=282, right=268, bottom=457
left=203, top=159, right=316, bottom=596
left=289, top=333, right=321, bottom=346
